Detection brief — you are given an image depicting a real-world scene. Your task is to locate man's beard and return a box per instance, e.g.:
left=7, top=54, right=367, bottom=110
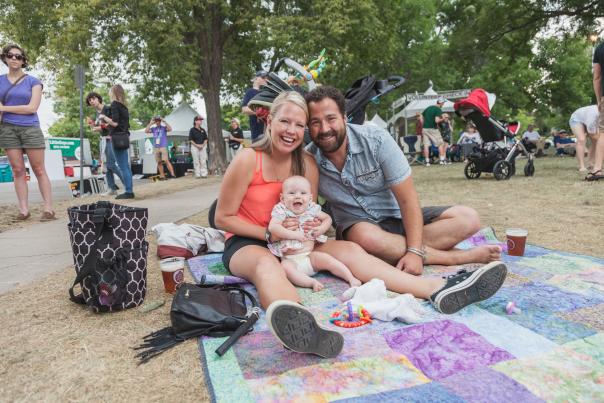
left=315, top=127, right=346, bottom=153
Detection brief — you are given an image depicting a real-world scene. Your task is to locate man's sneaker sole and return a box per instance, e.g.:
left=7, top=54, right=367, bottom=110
left=433, top=261, right=507, bottom=314
left=266, top=301, right=343, bottom=358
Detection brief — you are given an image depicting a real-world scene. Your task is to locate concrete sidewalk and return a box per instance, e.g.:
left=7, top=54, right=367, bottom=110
left=0, top=182, right=221, bottom=295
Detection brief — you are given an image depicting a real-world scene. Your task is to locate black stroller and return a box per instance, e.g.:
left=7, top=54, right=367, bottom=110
left=248, top=57, right=405, bottom=126
left=454, top=89, right=535, bottom=180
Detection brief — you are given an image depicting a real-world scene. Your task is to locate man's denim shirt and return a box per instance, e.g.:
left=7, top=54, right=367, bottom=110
left=305, top=123, right=411, bottom=224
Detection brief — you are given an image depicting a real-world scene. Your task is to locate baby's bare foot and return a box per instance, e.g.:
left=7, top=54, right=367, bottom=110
left=349, top=278, right=362, bottom=288
left=312, top=280, right=324, bottom=292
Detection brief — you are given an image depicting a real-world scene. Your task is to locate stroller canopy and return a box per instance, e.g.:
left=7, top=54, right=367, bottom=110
left=454, top=88, right=491, bottom=117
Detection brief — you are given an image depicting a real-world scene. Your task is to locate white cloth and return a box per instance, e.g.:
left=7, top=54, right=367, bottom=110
left=341, top=279, right=429, bottom=324
left=522, top=130, right=541, bottom=141
left=457, top=131, right=482, bottom=145
left=191, top=145, right=208, bottom=177
left=570, top=105, right=599, bottom=134
left=152, top=223, right=225, bottom=259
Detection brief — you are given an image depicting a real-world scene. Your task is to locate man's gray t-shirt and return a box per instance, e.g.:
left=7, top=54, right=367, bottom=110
left=305, top=123, right=411, bottom=225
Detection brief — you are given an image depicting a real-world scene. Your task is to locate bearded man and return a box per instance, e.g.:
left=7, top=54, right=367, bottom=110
left=304, top=86, right=502, bottom=275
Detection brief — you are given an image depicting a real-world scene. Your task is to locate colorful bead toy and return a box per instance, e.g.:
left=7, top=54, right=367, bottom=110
left=330, top=302, right=372, bottom=328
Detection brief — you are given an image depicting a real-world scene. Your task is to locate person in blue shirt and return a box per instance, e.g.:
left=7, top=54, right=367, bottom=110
left=145, top=116, right=176, bottom=180
left=241, top=71, right=268, bottom=142
left=304, top=86, right=503, bottom=276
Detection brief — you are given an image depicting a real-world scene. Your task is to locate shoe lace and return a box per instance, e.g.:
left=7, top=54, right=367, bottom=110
left=442, top=269, right=468, bottom=280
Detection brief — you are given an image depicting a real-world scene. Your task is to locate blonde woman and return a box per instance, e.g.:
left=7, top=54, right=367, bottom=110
left=0, top=44, right=55, bottom=220
left=214, top=91, right=506, bottom=359
left=98, top=85, right=134, bottom=199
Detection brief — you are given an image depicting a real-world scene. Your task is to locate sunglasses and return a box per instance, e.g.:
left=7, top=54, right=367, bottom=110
left=3, top=53, right=24, bottom=61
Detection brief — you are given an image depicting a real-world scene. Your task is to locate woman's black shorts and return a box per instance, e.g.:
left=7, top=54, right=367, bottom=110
left=222, top=235, right=268, bottom=271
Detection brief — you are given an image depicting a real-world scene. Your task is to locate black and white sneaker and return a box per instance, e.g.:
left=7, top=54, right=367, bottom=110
left=430, top=261, right=507, bottom=314
left=266, top=300, right=343, bottom=358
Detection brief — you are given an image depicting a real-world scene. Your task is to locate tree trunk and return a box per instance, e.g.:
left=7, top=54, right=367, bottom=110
left=202, top=84, right=226, bottom=175
left=195, top=1, right=227, bottom=175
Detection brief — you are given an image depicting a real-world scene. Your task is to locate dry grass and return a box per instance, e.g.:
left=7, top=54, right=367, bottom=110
left=0, top=175, right=222, bottom=234
left=412, top=156, right=602, bottom=257
left=0, top=155, right=602, bottom=402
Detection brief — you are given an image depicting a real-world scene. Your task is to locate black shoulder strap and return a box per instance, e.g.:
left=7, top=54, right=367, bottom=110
left=1, top=74, right=27, bottom=104
left=68, top=204, right=111, bottom=304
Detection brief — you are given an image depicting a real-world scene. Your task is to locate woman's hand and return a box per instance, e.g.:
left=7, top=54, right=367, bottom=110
left=282, top=217, right=300, bottom=231
left=300, top=217, right=322, bottom=235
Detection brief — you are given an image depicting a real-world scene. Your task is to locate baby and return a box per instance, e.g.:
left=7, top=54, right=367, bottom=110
left=268, top=176, right=362, bottom=292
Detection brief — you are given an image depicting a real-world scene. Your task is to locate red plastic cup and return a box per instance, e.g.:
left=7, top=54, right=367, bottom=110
left=506, top=228, right=528, bottom=256
left=160, top=258, right=185, bottom=293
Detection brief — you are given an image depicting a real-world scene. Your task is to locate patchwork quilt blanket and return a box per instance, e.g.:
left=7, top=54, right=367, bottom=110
left=188, top=228, right=604, bottom=402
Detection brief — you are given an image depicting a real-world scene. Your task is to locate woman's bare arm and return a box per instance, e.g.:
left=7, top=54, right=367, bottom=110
left=0, top=85, right=42, bottom=114
left=214, top=149, right=264, bottom=239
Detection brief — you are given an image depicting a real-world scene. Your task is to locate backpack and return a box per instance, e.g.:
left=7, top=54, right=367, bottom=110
left=67, top=201, right=149, bottom=312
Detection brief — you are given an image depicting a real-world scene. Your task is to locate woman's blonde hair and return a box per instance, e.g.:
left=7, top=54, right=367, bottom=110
left=109, top=84, right=127, bottom=106
left=252, top=91, right=308, bottom=176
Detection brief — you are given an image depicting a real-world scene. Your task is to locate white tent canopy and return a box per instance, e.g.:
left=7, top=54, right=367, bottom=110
left=387, top=84, right=496, bottom=136
left=130, top=103, right=206, bottom=142
left=364, top=113, right=388, bottom=129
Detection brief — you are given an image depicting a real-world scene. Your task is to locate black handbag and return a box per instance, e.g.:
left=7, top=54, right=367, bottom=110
left=111, top=131, right=130, bottom=149
left=135, top=283, right=260, bottom=364
left=68, top=201, right=148, bottom=312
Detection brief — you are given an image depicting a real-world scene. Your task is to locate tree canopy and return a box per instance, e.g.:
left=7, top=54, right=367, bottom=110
left=1, top=0, right=602, bottom=164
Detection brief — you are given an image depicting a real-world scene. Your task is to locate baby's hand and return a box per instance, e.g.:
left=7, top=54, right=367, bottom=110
left=292, top=231, right=307, bottom=242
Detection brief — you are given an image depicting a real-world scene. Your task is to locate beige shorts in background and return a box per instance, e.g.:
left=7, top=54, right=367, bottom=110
left=154, top=147, right=170, bottom=162
left=0, top=122, right=45, bottom=149
left=422, top=128, right=444, bottom=147
left=599, top=100, right=604, bottom=133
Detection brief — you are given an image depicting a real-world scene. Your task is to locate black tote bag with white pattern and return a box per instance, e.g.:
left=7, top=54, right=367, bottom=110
left=67, top=201, right=148, bottom=312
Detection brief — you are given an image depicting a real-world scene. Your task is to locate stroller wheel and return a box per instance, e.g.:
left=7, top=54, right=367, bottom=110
left=493, top=160, right=512, bottom=181
left=464, top=160, right=481, bottom=179
left=524, top=161, right=535, bottom=177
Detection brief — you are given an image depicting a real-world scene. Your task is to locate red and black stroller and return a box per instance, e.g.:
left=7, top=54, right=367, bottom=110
left=454, top=89, right=535, bottom=180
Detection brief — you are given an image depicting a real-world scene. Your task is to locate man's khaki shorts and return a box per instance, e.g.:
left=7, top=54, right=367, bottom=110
left=154, top=147, right=169, bottom=162
left=0, top=122, right=45, bottom=149
left=422, top=128, right=444, bottom=147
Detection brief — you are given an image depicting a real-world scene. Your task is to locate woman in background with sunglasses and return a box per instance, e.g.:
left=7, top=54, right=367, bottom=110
left=0, top=44, right=55, bottom=221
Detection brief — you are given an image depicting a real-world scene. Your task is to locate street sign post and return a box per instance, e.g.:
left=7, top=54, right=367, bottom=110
left=74, top=65, right=85, bottom=195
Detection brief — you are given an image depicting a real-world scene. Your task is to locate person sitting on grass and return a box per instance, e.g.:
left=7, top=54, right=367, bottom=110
left=214, top=90, right=507, bottom=360
left=553, top=129, right=576, bottom=157
left=268, top=175, right=361, bottom=292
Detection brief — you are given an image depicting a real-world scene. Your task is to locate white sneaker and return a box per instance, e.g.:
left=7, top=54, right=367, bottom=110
left=439, top=160, right=446, bottom=165
left=101, top=188, right=117, bottom=196
left=425, top=162, right=431, bottom=167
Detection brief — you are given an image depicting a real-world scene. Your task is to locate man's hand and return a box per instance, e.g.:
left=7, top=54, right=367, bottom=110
left=396, top=253, right=423, bottom=275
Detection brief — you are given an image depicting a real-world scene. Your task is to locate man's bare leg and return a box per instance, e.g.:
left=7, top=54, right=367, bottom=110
left=345, top=222, right=500, bottom=267
left=315, top=240, right=444, bottom=298
left=423, top=205, right=481, bottom=250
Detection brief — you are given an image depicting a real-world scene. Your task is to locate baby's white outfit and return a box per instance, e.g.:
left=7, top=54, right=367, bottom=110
left=268, top=201, right=327, bottom=275
left=282, top=252, right=315, bottom=276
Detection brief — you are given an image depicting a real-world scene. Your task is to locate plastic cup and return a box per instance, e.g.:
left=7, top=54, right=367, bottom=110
left=506, top=228, right=528, bottom=256
left=160, top=257, right=185, bottom=293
